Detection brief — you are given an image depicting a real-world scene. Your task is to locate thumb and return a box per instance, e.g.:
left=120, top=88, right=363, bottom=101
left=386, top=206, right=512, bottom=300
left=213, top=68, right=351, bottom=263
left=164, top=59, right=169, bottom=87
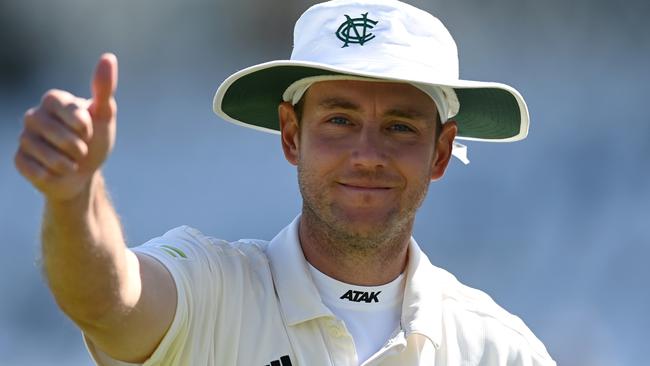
left=89, top=53, right=118, bottom=120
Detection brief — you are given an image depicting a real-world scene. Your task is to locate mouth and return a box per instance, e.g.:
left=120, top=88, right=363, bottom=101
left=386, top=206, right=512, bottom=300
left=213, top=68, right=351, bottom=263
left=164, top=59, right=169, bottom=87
left=337, top=182, right=394, bottom=191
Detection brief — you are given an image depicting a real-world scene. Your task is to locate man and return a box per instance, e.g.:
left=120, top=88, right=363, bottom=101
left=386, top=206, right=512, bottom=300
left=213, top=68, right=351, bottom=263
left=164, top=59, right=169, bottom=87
left=15, top=0, right=555, bottom=365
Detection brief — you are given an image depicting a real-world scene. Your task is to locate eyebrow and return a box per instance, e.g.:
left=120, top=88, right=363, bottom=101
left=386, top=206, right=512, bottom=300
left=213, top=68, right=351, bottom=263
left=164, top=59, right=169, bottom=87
left=384, top=108, right=430, bottom=121
left=317, top=97, right=360, bottom=111
left=317, top=97, right=432, bottom=121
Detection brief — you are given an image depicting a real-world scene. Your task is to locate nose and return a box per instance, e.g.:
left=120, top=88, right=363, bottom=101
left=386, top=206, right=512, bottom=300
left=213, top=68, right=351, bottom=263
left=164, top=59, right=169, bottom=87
left=349, top=126, right=388, bottom=169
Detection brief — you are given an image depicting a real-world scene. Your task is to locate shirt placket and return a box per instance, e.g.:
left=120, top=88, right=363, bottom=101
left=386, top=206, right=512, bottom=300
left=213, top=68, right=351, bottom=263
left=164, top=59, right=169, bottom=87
left=321, top=317, right=358, bottom=366
left=361, top=330, right=408, bottom=366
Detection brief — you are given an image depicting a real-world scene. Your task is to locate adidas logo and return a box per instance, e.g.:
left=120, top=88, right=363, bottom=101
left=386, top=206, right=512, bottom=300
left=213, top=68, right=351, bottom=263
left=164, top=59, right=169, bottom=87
left=264, top=355, right=292, bottom=366
left=340, top=290, right=381, bottom=303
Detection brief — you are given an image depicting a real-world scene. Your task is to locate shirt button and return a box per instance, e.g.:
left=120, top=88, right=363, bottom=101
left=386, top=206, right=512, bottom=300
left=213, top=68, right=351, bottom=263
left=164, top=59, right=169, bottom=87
left=328, top=325, right=345, bottom=338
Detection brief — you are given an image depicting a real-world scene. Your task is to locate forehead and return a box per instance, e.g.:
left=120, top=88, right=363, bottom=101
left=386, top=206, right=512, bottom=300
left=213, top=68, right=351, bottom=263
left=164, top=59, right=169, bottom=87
left=303, top=80, right=438, bottom=116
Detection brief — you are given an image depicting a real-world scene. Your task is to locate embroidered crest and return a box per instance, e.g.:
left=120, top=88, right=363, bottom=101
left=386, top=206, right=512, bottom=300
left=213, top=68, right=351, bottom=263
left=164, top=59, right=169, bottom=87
left=335, top=12, right=378, bottom=48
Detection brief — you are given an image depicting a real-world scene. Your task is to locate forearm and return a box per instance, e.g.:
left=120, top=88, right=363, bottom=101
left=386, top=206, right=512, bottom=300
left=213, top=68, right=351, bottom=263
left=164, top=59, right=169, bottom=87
left=42, top=172, right=137, bottom=328
left=16, top=56, right=177, bottom=361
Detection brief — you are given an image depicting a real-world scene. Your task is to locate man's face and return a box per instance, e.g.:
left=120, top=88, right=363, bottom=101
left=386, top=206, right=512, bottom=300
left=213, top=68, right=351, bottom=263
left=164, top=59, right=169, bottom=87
left=280, top=80, right=456, bottom=240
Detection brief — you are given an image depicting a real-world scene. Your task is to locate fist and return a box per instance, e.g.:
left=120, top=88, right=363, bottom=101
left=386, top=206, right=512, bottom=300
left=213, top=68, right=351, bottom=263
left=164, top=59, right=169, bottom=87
left=14, top=53, right=119, bottom=202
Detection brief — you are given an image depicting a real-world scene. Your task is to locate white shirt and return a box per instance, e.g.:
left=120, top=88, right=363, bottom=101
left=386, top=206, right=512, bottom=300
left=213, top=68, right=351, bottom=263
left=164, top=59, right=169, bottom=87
left=85, top=215, right=556, bottom=365
left=307, top=263, right=405, bottom=363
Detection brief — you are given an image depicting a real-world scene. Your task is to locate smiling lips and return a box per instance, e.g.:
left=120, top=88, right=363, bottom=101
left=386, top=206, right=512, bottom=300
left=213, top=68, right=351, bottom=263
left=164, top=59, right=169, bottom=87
left=336, top=181, right=397, bottom=193
left=335, top=171, right=402, bottom=197
left=335, top=181, right=396, bottom=207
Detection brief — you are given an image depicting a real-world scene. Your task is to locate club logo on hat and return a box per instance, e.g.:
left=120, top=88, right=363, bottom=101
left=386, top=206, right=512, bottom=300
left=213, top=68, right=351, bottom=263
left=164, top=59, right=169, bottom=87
left=335, top=12, right=378, bottom=48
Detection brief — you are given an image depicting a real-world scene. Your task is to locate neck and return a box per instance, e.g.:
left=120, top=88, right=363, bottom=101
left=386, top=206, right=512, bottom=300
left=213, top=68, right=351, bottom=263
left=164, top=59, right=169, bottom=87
left=298, top=206, right=411, bottom=286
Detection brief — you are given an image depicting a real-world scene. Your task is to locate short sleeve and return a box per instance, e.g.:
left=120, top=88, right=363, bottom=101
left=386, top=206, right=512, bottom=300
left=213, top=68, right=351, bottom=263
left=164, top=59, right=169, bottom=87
left=85, top=226, right=228, bottom=366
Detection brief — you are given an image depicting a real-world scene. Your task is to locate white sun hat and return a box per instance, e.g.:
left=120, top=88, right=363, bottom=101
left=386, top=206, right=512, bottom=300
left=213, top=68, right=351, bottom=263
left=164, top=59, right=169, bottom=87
left=213, top=0, right=530, bottom=164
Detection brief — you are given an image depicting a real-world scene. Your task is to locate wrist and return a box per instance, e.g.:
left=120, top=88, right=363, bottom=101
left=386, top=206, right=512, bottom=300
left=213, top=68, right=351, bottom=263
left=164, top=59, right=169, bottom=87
left=45, top=171, right=103, bottom=212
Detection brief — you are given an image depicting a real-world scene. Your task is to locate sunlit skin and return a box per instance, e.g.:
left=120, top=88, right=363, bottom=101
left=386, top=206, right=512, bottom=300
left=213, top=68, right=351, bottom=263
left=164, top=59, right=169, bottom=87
left=279, top=80, right=457, bottom=285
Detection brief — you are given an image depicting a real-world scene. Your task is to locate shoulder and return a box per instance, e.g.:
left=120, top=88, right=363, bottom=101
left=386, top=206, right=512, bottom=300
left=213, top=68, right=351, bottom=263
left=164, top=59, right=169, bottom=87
left=108, top=228, right=276, bottom=365
left=136, top=225, right=268, bottom=258
left=133, top=226, right=271, bottom=281
left=434, top=267, right=555, bottom=365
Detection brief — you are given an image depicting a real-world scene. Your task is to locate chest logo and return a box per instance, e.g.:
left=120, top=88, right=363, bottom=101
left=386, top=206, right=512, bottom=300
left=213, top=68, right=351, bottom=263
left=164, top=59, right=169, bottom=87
left=340, top=290, right=381, bottom=303
left=335, top=12, right=378, bottom=48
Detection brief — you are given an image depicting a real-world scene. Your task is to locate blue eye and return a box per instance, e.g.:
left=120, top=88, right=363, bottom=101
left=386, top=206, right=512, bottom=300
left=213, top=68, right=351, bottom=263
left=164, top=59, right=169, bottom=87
left=389, top=123, right=415, bottom=133
left=329, top=117, right=350, bottom=125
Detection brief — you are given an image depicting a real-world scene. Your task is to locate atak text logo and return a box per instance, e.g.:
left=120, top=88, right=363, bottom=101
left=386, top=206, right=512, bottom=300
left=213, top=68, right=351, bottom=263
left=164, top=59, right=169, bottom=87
left=340, top=290, right=381, bottom=303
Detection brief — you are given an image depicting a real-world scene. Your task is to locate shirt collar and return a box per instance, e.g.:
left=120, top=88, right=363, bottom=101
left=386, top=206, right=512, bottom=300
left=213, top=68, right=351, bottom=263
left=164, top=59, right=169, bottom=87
left=401, top=237, right=444, bottom=349
left=266, top=215, right=444, bottom=348
left=266, top=215, right=333, bottom=325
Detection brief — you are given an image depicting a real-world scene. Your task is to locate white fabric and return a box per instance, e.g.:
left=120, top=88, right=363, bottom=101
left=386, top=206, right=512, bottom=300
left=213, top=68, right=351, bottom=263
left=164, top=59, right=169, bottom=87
left=85, top=215, right=555, bottom=366
left=291, top=0, right=460, bottom=82
left=213, top=0, right=530, bottom=144
left=307, top=263, right=404, bottom=363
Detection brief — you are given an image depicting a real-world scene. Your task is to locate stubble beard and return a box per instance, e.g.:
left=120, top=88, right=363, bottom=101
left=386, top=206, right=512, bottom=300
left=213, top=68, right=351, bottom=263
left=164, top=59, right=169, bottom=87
left=297, top=162, right=431, bottom=260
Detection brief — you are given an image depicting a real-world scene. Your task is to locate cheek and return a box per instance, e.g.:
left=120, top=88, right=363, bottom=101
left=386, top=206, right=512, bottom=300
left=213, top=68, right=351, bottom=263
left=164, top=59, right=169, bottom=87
left=296, top=145, right=336, bottom=190
left=298, top=131, right=348, bottom=168
left=398, top=147, right=437, bottom=183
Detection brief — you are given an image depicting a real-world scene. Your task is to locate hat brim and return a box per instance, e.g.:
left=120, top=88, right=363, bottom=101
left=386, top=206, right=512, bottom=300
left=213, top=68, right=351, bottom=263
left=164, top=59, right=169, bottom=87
left=213, top=60, right=529, bottom=142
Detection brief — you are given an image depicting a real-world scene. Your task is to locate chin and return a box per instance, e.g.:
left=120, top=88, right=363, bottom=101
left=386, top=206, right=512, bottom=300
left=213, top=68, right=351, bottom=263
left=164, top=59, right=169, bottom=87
left=331, top=207, right=400, bottom=237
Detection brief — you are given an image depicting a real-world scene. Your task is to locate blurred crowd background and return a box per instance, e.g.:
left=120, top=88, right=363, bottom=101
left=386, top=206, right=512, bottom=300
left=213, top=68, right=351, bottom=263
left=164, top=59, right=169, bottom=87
left=1, top=0, right=648, bottom=365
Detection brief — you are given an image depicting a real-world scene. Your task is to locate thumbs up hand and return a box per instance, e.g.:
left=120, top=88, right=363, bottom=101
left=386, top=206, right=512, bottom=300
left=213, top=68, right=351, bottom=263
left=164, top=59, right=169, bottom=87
left=15, top=53, right=119, bottom=202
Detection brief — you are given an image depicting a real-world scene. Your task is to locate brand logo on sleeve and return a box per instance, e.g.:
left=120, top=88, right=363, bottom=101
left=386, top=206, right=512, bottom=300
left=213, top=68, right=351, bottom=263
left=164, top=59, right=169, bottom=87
left=340, top=290, right=381, bottom=303
left=156, top=244, right=188, bottom=259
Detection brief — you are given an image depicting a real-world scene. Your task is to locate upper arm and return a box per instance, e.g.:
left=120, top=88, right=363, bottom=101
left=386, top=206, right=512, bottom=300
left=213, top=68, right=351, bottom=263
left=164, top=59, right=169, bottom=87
left=84, top=250, right=177, bottom=363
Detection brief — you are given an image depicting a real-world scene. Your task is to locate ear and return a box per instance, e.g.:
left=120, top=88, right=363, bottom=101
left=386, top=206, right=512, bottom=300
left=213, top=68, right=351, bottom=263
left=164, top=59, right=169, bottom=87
left=279, top=101, right=300, bottom=166
left=430, top=120, right=458, bottom=181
